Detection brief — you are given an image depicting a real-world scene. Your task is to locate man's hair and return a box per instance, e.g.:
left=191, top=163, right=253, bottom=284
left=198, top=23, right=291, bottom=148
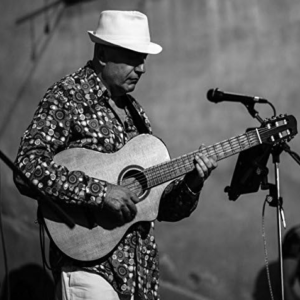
left=94, top=43, right=104, bottom=59
left=93, top=43, right=121, bottom=59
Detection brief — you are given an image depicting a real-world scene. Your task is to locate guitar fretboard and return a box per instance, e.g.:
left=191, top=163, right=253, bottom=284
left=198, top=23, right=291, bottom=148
left=144, top=129, right=261, bottom=188
left=122, top=115, right=296, bottom=193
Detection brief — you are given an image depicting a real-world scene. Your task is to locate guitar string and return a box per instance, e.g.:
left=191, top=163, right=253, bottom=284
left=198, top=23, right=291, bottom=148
left=119, top=125, right=290, bottom=193
left=120, top=133, right=260, bottom=192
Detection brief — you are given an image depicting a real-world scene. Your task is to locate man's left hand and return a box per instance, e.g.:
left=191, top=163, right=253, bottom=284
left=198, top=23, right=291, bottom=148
left=184, top=148, right=217, bottom=193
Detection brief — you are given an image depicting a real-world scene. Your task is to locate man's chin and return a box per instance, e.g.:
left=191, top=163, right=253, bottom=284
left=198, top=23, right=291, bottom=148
left=124, top=83, right=137, bottom=93
left=113, top=82, right=138, bottom=96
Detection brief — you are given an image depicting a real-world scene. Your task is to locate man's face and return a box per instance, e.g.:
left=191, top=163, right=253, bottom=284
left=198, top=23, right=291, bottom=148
left=100, top=46, right=148, bottom=97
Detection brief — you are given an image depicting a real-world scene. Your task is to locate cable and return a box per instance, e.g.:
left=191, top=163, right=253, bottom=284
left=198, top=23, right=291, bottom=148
left=266, top=101, right=277, bottom=117
left=39, top=220, right=54, bottom=300
left=262, top=198, right=275, bottom=300
left=39, top=217, right=52, bottom=272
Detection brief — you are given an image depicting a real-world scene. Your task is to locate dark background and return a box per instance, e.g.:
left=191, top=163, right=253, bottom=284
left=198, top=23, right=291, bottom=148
left=1, top=0, right=300, bottom=299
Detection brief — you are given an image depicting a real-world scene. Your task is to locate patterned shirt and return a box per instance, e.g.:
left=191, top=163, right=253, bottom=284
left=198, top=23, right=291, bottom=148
left=14, top=61, right=201, bottom=300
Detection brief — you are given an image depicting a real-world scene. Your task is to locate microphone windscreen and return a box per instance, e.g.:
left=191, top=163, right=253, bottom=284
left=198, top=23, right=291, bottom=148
left=206, top=89, right=215, bottom=102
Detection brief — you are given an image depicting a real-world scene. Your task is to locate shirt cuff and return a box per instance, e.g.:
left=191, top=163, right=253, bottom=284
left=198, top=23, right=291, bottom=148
left=86, top=178, right=107, bottom=207
left=182, top=178, right=202, bottom=196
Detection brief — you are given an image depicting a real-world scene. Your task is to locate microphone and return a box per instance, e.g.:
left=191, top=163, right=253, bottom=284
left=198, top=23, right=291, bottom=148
left=207, top=88, right=268, bottom=104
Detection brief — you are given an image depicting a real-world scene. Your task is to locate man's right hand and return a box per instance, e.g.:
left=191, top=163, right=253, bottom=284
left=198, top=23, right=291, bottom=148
left=103, top=183, right=139, bottom=225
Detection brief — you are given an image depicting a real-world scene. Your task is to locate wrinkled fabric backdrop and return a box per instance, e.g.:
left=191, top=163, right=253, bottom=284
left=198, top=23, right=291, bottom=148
left=1, top=0, right=300, bottom=299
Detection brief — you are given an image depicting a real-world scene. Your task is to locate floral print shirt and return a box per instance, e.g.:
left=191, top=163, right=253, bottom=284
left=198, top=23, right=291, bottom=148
left=14, top=61, right=201, bottom=300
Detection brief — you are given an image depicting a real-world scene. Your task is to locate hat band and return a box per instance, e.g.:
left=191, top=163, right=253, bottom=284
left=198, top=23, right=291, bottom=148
left=93, top=33, right=150, bottom=43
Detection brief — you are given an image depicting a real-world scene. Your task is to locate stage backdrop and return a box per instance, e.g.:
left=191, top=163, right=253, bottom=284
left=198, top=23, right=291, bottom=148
left=1, top=0, right=300, bottom=299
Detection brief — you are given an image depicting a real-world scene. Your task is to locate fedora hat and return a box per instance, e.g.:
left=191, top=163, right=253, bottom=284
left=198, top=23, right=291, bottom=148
left=88, top=10, right=162, bottom=55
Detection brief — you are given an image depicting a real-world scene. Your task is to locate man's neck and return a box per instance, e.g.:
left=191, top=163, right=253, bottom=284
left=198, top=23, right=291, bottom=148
left=112, top=96, right=127, bottom=108
left=91, top=57, right=101, bottom=76
left=91, top=58, right=112, bottom=98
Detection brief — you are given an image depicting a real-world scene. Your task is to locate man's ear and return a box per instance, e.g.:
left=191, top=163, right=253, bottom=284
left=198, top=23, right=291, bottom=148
left=98, top=49, right=106, bottom=67
left=95, top=44, right=106, bottom=67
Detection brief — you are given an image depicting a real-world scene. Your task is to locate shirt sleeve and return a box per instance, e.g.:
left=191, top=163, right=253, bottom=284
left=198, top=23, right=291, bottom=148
left=14, top=87, right=107, bottom=207
left=157, top=177, right=200, bottom=222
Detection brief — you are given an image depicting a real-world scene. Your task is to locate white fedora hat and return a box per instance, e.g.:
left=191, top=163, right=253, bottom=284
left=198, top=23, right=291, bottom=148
left=88, top=10, right=162, bottom=55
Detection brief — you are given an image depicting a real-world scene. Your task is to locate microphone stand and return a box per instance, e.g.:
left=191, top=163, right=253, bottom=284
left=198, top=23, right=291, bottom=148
left=242, top=101, right=300, bottom=300
left=266, top=146, right=286, bottom=300
left=0, top=150, right=75, bottom=229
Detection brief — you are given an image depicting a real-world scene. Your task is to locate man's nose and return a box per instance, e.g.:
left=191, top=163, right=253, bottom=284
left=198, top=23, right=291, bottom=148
left=134, top=62, right=146, bottom=74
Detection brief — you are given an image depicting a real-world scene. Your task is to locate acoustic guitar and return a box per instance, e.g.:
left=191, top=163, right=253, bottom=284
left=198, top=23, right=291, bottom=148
left=40, top=114, right=297, bottom=261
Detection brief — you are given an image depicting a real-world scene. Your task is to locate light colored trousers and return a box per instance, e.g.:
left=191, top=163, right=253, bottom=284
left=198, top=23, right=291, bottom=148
left=55, top=267, right=134, bottom=300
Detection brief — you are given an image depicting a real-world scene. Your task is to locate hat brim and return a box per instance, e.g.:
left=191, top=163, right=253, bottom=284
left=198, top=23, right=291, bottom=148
left=88, top=31, right=162, bottom=55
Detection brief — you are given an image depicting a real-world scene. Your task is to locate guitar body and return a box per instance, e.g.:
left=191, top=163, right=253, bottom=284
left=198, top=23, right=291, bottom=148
left=40, top=134, right=171, bottom=261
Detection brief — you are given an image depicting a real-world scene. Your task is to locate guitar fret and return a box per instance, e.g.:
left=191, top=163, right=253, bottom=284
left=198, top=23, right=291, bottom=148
left=221, top=140, right=233, bottom=156
left=237, top=134, right=250, bottom=150
left=219, top=142, right=226, bottom=159
left=170, top=159, right=182, bottom=178
left=212, top=144, right=219, bottom=159
left=200, top=147, right=209, bottom=157
left=155, top=167, right=165, bottom=185
left=180, top=155, right=190, bottom=173
left=172, top=156, right=191, bottom=178
left=144, top=169, right=153, bottom=187
left=228, top=139, right=234, bottom=154
left=246, top=132, right=255, bottom=147
left=178, top=158, right=186, bottom=174
left=206, top=146, right=217, bottom=159
left=236, top=136, right=242, bottom=150
left=214, top=143, right=224, bottom=160
left=229, top=137, right=240, bottom=154
left=147, top=167, right=159, bottom=187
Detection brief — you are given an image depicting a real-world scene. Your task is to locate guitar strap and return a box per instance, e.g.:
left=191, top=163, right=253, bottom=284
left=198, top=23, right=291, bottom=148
left=125, top=95, right=151, bottom=134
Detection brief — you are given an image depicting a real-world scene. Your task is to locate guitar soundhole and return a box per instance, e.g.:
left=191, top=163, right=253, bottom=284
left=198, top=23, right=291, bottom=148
left=118, top=165, right=150, bottom=201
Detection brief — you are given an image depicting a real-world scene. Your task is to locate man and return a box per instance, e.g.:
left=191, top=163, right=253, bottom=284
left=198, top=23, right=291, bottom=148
left=283, top=225, right=300, bottom=300
left=14, top=10, right=217, bottom=300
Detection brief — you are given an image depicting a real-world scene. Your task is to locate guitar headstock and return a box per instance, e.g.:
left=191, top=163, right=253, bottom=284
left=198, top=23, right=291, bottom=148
left=260, top=114, right=298, bottom=145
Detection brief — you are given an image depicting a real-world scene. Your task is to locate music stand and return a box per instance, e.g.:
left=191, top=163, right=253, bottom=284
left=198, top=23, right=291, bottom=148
left=225, top=130, right=272, bottom=201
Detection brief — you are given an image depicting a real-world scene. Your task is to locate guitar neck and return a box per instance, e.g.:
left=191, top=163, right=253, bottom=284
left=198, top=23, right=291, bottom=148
left=144, top=128, right=262, bottom=188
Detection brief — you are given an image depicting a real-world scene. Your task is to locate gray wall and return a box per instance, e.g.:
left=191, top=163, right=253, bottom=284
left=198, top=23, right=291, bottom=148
left=1, top=0, right=300, bottom=299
